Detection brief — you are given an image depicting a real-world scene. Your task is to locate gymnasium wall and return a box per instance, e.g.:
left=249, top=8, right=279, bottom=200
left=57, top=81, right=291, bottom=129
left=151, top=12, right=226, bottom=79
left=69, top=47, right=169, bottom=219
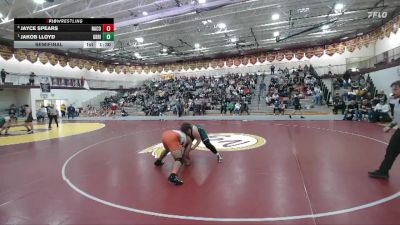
left=369, top=65, right=400, bottom=95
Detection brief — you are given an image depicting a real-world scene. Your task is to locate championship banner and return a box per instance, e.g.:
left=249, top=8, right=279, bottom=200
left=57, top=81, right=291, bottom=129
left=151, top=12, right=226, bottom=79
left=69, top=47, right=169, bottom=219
left=107, top=64, right=115, bottom=73
left=26, top=50, right=38, bottom=63
left=38, top=52, right=49, bottom=64
left=203, top=61, right=210, bottom=69
left=241, top=56, right=249, bottom=65
left=325, top=44, right=336, bottom=56
left=196, top=61, right=204, bottom=69
left=295, top=49, right=305, bottom=60
left=136, top=66, right=143, bottom=73
left=14, top=49, right=27, bottom=62
left=345, top=39, right=356, bottom=53
left=258, top=53, right=266, bottom=63
left=356, top=37, right=363, bottom=50
left=189, top=62, right=196, bottom=70
left=233, top=58, right=241, bottom=66
left=276, top=52, right=284, bottom=61
left=337, top=43, right=346, bottom=54
left=378, top=27, right=385, bottom=40
left=0, top=45, right=13, bottom=60
left=361, top=34, right=371, bottom=48
left=99, top=63, right=106, bottom=72
left=305, top=48, right=314, bottom=59
left=129, top=65, right=136, bottom=73
left=384, top=21, right=394, bottom=38
left=284, top=50, right=293, bottom=61
left=211, top=60, right=218, bottom=68
left=115, top=65, right=122, bottom=74
left=92, top=62, right=99, bottom=71
left=77, top=59, right=85, bottom=69
left=48, top=54, right=58, bottom=66
left=58, top=56, right=68, bottom=67
left=40, top=76, right=51, bottom=93
left=250, top=56, right=257, bottom=64
left=226, top=58, right=234, bottom=67
left=84, top=60, right=93, bottom=70
left=314, top=46, right=325, bottom=57
left=217, top=59, right=225, bottom=68
left=266, top=53, right=276, bottom=62
left=143, top=66, right=150, bottom=73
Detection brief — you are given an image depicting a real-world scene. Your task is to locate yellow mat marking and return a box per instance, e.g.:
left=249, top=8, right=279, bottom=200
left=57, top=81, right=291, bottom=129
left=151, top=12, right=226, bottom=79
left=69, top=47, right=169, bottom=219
left=0, top=123, right=105, bottom=146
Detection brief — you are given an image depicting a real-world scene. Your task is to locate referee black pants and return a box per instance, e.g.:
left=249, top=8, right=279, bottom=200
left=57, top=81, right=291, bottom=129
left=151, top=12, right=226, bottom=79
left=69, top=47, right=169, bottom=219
left=379, top=129, right=400, bottom=174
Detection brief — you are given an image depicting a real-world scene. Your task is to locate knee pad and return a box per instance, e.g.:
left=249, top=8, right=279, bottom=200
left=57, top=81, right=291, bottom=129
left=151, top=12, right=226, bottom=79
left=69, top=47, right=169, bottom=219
left=175, top=157, right=184, bottom=163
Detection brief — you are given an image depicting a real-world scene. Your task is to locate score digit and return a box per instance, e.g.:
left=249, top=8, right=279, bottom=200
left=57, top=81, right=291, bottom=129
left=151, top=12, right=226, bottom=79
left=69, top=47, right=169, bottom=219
left=102, top=24, right=114, bottom=32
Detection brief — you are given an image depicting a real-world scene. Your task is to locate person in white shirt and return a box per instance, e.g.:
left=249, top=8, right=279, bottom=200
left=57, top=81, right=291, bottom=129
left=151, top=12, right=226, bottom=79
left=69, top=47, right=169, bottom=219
left=372, top=99, right=391, bottom=122
left=369, top=80, right=400, bottom=179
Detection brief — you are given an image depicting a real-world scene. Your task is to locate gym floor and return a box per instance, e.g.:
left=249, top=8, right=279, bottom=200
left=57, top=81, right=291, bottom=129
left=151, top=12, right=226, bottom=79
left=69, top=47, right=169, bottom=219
left=0, top=119, right=399, bottom=225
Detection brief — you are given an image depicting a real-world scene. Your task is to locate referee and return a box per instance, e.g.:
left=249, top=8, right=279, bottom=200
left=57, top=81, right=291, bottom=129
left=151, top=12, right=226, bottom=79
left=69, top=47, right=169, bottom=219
left=369, top=80, right=400, bottom=179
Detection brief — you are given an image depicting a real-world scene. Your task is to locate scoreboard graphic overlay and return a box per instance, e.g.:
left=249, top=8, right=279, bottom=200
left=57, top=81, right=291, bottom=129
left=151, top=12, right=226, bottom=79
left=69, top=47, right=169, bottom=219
left=14, top=18, right=114, bottom=49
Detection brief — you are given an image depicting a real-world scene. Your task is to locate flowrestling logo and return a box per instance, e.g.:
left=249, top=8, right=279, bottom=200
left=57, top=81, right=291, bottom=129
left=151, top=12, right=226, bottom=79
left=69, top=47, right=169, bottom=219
left=139, top=133, right=266, bottom=158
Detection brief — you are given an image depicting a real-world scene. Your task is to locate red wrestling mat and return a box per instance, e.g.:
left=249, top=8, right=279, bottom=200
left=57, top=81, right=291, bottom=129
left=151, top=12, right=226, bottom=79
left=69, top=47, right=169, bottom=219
left=1, top=120, right=399, bottom=225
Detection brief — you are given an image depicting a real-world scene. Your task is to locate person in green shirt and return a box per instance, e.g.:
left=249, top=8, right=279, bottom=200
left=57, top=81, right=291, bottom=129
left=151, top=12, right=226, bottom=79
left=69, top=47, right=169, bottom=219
left=180, top=123, right=223, bottom=163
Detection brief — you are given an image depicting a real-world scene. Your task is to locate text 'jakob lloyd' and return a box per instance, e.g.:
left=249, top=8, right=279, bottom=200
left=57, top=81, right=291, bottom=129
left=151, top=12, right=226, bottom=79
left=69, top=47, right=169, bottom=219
left=19, top=34, right=56, bottom=40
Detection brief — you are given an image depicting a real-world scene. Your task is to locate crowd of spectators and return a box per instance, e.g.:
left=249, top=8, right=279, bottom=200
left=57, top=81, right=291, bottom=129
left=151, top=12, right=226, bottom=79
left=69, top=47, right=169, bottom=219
left=99, top=73, right=258, bottom=117
left=331, top=71, right=393, bottom=123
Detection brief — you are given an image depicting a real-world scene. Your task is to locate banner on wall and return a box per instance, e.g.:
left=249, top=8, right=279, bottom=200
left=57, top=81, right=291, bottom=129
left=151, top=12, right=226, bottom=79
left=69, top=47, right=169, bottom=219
left=26, top=50, right=38, bottom=63
left=48, top=54, right=58, bottom=66
left=250, top=56, right=257, bottom=64
left=295, top=49, right=305, bottom=60
left=58, top=56, right=68, bottom=67
left=0, top=45, right=13, bottom=60
left=266, top=53, right=275, bottom=62
left=40, top=76, right=51, bottom=93
left=258, top=53, right=266, bottom=63
left=38, top=52, right=49, bottom=64
left=14, top=49, right=27, bottom=62
left=276, top=52, right=284, bottom=61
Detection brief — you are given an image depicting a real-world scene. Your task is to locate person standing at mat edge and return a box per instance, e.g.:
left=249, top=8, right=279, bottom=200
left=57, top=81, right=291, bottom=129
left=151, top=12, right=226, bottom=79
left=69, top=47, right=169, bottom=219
left=369, top=80, right=400, bottom=179
left=181, top=122, right=223, bottom=162
left=154, top=127, right=192, bottom=185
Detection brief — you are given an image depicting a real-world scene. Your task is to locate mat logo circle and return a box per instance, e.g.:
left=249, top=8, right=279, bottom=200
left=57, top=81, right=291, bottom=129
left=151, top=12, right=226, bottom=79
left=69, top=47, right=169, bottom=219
left=139, top=133, right=266, bottom=158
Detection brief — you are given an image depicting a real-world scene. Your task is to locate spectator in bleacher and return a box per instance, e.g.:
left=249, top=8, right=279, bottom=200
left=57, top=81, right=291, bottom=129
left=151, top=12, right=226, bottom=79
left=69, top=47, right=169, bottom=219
left=240, top=101, right=250, bottom=115
left=289, top=94, right=304, bottom=119
left=67, top=105, right=76, bottom=119
left=343, top=100, right=358, bottom=120
left=220, top=99, right=227, bottom=115
left=121, top=108, right=128, bottom=117
left=376, top=90, right=388, bottom=104
left=343, top=70, right=351, bottom=88
left=29, top=72, right=36, bottom=85
left=371, top=99, right=391, bottom=123
left=273, top=99, right=281, bottom=115
left=357, top=99, right=373, bottom=121
left=332, top=93, right=346, bottom=115
left=234, top=102, right=241, bottom=115
left=314, top=85, right=322, bottom=105
left=1, top=68, right=9, bottom=84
